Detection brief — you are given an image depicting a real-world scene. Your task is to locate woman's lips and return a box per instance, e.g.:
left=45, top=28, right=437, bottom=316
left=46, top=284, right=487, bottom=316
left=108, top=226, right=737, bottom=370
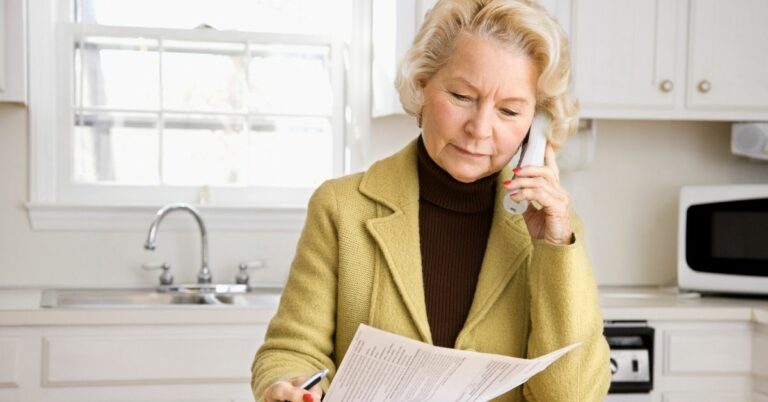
left=452, top=144, right=489, bottom=157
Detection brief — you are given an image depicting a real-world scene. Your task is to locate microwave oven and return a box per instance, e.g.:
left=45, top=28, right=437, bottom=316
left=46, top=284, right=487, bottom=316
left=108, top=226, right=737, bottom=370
left=678, top=184, right=768, bottom=295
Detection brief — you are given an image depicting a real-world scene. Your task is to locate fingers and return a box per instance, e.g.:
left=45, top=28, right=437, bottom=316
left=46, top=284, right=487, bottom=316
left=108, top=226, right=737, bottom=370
left=504, top=160, right=570, bottom=215
left=517, top=146, right=559, bottom=187
left=262, top=380, right=315, bottom=402
left=544, top=142, right=560, bottom=181
left=507, top=167, right=564, bottom=204
left=505, top=143, right=573, bottom=244
left=308, top=384, right=323, bottom=401
left=505, top=179, right=568, bottom=212
left=290, top=376, right=323, bottom=401
left=503, top=174, right=573, bottom=244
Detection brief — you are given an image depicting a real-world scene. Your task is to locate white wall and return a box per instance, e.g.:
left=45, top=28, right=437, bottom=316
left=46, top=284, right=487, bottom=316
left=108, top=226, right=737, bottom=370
left=2, top=104, right=768, bottom=288
left=369, top=115, right=768, bottom=286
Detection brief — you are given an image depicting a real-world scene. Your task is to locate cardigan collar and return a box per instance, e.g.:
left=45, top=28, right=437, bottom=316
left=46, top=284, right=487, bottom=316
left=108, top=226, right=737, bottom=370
left=359, top=137, right=532, bottom=345
left=358, top=138, right=422, bottom=212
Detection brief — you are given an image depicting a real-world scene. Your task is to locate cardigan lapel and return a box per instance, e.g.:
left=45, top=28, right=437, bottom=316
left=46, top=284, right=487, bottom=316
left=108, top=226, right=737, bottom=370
left=359, top=139, right=433, bottom=344
left=358, top=139, right=535, bottom=345
left=460, top=168, right=533, bottom=339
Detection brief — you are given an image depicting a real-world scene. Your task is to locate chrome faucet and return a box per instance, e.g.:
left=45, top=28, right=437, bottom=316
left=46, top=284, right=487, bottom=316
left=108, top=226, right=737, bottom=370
left=144, top=203, right=212, bottom=284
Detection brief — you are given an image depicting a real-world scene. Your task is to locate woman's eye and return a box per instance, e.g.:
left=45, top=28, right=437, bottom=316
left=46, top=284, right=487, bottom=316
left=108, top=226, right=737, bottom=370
left=450, top=92, right=471, bottom=101
left=500, top=108, right=518, bottom=117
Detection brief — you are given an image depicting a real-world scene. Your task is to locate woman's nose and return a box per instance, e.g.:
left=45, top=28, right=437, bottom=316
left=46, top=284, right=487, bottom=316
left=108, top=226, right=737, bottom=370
left=465, top=106, right=494, bottom=139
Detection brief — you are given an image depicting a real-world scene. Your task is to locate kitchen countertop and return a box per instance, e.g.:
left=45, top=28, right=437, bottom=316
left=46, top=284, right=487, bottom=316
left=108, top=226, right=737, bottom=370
left=1, top=286, right=768, bottom=326
left=599, top=286, right=768, bottom=322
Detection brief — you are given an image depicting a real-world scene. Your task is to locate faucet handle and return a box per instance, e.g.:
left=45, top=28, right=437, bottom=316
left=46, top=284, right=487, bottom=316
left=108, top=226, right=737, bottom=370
left=142, top=263, right=174, bottom=286
left=236, top=260, right=266, bottom=285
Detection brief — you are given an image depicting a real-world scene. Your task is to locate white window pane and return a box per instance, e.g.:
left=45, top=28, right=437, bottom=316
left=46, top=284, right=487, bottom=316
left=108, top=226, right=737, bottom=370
left=76, top=0, right=350, bottom=36
left=74, top=112, right=160, bottom=184
left=248, top=45, right=332, bottom=116
left=248, top=117, right=333, bottom=189
left=162, top=41, right=247, bottom=112
left=77, top=37, right=160, bottom=110
left=162, top=114, right=247, bottom=185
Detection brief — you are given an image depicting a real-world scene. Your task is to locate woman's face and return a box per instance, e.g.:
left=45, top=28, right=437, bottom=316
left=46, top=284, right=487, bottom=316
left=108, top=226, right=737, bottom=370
left=420, top=35, right=538, bottom=183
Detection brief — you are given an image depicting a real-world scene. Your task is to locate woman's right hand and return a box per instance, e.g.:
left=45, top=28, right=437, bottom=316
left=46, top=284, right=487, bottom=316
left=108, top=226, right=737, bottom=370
left=261, top=375, right=323, bottom=402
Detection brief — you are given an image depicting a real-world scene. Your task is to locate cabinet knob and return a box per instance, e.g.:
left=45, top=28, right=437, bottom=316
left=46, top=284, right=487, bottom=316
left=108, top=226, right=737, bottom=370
left=659, top=80, right=674, bottom=93
left=697, top=80, right=711, bottom=93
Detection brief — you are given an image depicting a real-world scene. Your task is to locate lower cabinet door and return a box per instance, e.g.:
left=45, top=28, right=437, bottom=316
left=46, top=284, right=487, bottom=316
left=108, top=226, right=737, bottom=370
left=604, top=394, right=653, bottom=402
left=33, top=324, right=268, bottom=402
left=43, top=332, right=264, bottom=386
left=662, top=392, right=751, bottom=402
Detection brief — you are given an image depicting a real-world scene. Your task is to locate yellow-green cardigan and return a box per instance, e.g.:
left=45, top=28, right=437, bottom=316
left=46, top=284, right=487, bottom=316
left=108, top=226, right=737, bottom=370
left=252, top=139, right=610, bottom=401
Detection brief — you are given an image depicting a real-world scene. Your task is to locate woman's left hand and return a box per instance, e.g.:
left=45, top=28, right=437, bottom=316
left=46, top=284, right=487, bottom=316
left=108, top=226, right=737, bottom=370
left=502, top=143, right=573, bottom=245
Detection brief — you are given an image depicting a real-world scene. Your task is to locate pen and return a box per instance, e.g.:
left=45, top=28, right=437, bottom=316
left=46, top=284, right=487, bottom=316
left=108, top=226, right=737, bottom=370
left=299, top=368, right=329, bottom=390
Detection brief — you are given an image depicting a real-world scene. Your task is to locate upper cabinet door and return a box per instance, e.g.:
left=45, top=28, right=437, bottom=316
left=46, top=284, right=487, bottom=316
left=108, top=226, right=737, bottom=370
left=687, top=0, right=768, bottom=110
left=0, top=0, right=27, bottom=104
left=371, top=0, right=438, bottom=117
left=573, top=0, right=683, bottom=111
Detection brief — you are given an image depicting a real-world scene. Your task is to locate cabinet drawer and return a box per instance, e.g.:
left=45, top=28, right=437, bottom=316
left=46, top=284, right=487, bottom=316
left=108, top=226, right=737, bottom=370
left=664, top=330, right=751, bottom=375
left=43, top=330, right=265, bottom=386
left=662, top=392, right=750, bottom=402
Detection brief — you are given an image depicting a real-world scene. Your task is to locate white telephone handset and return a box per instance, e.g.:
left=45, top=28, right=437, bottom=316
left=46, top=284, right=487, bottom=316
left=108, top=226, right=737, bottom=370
left=503, top=113, right=550, bottom=214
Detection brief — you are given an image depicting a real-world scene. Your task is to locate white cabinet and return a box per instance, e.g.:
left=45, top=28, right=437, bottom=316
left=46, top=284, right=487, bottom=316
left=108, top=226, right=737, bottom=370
left=0, top=324, right=267, bottom=402
left=371, top=0, right=436, bottom=117
left=649, top=321, right=755, bottom=402
left=663, top=328, right=751, bottom=375
left=686, top=0, right=768, bottom=111
left=369, top=0, right=768, bottom=120
left=574, top=0, right=768, bottom=120
left=573, top=0, right=685, bottom=111
left=661, top=394, right=751, bottom=402
left=0, top=0, right=26, bottom=104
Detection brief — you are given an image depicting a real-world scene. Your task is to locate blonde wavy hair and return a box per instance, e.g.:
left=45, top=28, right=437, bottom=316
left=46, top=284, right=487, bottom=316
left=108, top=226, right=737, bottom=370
left=395, top=0, right=578, bottom=146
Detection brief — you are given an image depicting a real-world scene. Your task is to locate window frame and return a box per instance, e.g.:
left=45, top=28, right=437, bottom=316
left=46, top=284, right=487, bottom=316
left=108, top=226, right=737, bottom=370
left=27, top=0, right=360, bottom=231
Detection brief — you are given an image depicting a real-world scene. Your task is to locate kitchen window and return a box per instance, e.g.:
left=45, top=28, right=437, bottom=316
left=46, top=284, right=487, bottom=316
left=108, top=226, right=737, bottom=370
left=27, top=0, right=356, bottom=230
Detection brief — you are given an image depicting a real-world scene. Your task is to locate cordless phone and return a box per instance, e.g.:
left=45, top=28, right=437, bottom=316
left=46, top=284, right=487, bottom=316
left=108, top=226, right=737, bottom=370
left=503, top=113, right=550, bottom=214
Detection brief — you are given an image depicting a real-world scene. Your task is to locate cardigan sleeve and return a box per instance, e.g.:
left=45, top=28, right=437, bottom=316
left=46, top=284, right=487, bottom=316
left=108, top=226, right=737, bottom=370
left=251, top=181, right=339, bottom=399
left=522, top=214, right=611, bottom=402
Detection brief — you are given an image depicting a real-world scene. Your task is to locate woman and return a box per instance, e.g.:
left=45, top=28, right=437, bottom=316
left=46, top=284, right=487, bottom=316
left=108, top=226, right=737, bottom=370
left=252, top=0, right=610, bottom=401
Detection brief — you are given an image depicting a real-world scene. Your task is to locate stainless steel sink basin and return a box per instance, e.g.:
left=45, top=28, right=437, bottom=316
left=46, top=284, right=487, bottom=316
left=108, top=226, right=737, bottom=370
left=40, top=285, right=283, bottom=309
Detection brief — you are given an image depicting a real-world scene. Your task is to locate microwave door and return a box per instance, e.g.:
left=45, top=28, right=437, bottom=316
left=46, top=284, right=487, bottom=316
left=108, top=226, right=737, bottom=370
left=686, top=198, right=768, bottom=277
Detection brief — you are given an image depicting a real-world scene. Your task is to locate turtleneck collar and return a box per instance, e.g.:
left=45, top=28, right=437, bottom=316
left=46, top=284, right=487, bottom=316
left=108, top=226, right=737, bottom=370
left=417, top=135, right=498, bottom=213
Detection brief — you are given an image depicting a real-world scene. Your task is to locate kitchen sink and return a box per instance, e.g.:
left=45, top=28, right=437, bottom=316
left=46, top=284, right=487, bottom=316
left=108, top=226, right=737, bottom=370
left=40, top=285, right=283, bottom=309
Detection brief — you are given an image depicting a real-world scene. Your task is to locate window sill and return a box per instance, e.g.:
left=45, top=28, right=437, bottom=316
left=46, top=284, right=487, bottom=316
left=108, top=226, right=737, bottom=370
left=26, top=203, right=308, bottom=232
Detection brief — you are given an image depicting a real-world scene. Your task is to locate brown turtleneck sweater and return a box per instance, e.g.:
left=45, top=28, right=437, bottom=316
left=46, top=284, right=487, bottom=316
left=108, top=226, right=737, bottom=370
left=417, top=136, right=498, bottom=348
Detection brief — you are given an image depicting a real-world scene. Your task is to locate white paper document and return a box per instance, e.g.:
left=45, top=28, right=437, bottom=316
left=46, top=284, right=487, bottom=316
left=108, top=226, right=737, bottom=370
left=324, top=324, right=581, bottom=402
